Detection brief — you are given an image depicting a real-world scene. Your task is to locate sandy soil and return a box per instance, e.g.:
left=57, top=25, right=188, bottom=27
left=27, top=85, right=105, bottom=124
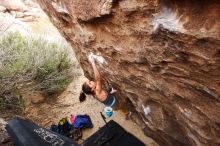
left=24, top=75, right=158, bottom=146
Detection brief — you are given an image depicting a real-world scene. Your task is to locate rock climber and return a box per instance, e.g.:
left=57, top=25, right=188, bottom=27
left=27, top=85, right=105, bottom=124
left=79, top=54, right=131, bottom=118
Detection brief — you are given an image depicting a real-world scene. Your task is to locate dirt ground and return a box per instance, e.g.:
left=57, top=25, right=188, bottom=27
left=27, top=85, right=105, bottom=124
left=24, top=75, right=158, bottom=146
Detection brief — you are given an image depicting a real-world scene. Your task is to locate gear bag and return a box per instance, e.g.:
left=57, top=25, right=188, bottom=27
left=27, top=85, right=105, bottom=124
left=73, top=115, right=93, bottom=129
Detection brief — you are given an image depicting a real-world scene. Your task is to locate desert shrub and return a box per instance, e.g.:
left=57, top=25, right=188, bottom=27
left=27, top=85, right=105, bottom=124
left=0, top=31, right=80, bottom=113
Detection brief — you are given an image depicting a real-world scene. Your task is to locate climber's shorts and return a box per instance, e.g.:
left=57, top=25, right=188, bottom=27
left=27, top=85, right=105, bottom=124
left=102, top=93, right=118, bottom=109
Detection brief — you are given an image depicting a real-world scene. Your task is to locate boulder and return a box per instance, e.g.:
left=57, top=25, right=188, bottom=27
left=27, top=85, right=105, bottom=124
left=0, top=12, right=31, bottom=35
left=0, top=5, right=6, bottom=12
left=0, top=0, right=27, bottom=12
left=15, top=11, right=26, bottom=18
left=37, top=0, right=220, bottom=146
left=24, top=0, right=39, bottom=8
left=30, top=94, right=45, bottom=104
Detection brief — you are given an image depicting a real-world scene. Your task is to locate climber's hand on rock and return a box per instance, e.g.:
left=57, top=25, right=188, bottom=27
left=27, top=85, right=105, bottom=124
left=90, top=57, right=95, bottom=64
left=88, top=53, right=95, bottom=63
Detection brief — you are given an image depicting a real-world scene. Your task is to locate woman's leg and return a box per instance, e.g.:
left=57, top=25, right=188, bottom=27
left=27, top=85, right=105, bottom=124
left=113, top=97, right=129, bottom=116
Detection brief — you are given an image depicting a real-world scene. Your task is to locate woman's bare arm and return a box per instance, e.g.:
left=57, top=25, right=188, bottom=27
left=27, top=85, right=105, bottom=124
left=90, top=59, right=102, bottom=94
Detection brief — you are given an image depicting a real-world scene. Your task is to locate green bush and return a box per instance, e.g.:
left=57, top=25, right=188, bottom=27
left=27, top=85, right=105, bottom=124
left=0, top=31, right=79, bottom=113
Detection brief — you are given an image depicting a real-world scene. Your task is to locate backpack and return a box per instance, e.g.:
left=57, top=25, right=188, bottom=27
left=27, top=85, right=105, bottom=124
left=73, top=115, right=93, bottom=129
left=58, top=117, right=71, bottom=135
left=51, top=121, right=82, bottom=141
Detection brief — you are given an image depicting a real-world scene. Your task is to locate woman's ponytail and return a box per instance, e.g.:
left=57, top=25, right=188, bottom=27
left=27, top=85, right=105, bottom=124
left=79, top=91, right=86, bottom=102
left=79, top=82, right=94, bottom=102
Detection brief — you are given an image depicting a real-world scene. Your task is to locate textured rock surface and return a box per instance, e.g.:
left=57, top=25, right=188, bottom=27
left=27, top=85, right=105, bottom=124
left=37, top=0, right=220, bottom=146
left=0, top=118, right=13, bottom=146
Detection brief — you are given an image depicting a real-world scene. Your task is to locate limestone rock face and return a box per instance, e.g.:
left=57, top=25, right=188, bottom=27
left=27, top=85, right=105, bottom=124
left=37, top=0, right=220, bottom=146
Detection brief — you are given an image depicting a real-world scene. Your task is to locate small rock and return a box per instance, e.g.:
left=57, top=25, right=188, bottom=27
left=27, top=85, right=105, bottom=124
left=23, top=11, right=34, bottom=16
left=17, top=16, right=33, bottom=22
left=15, top=11, right=26, bottom=18
left=24, top=0, right=39, bottom=8
left=9, top=10, right=16, bottom=17
left=31, top=95, right=45, bottom=104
